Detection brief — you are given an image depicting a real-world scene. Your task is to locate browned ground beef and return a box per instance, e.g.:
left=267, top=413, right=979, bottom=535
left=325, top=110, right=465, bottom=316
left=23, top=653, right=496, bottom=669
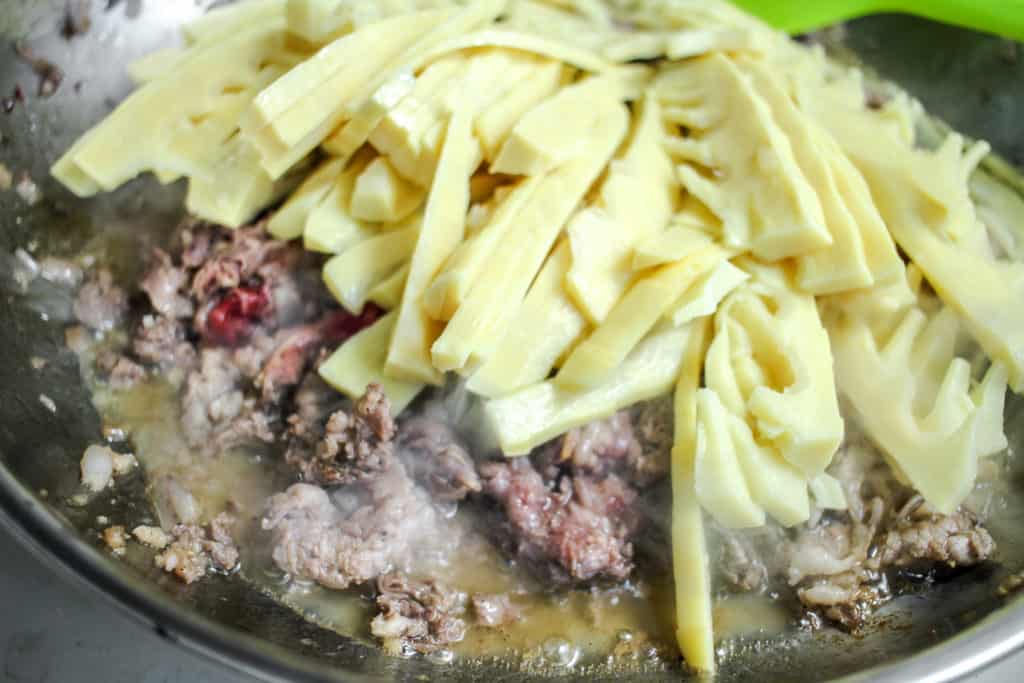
left=284, top=384, right=481, bottom=502
left=877, top=503, right=995, bottom=567
left=141, top=247, right=193, bottom=319
left=73, top=267, right=126, bottom=332
left=788, top=445, right=994, bottom=630
left=286, top=383, right=396, bottom=486
left=478, top=402, right=672, bottom=585
left=535, top=400, right=672, bottom=488
left=480, top=457, right=639, bottom=584
left=371, top=573, right=468, bottom=655
left=262, top=465, right=439, bottom=590
left=154, top=512, right=239, bottom=584
left=78, top=219, right=374, bottom=453
left=707, top=436, right=998, bottom=631
left=397, top=415, right=481, bottom=502
left=95, top=350, right=147, bottom=390
left=132, top=314, right=195, bottom=369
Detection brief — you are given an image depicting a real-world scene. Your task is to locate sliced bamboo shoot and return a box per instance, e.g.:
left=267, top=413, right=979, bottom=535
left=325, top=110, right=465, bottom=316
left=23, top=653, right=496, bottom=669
left=319, top=312, right=425, bottom=414
left=385, top=106, right=479, bottom=384
left=431, top=101, right=628, bottom=372
left=467, top=241, right=587, bottom=396
left=486, top=322, right=695, bottom=455
left=323, top=217, right=420, bottom=313
left=670, top=318, right=715, bottom=673
left=557, top=246, right=725, bottom=390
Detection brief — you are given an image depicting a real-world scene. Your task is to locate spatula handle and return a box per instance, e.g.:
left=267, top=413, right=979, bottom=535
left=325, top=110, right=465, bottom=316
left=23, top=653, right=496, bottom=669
left=729, top=0, right=1024, bottom=42
left=893, top=0, right=1024, bottom=42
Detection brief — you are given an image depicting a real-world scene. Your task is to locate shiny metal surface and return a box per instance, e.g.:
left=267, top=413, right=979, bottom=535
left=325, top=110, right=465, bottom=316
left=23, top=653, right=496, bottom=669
left=0, top=3, right=1022, bottom=681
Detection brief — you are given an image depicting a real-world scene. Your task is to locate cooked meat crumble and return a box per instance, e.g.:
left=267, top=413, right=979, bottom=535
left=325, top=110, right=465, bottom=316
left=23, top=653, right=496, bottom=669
left=132, top=314, right=195, bottom=370
left=480, top=457, right=639, bottom=584
left=878, top=504, right=995, bottom=568
left=397, top=415, right=481, bottom=502
left=787, top=445, right=995, bottom=630
left=102, top=525, right=127, bottom=556
left=154, top=512, right=240, bottom=584
left=262, top=466, right=440, bottom=590
left=287, top=383, right=396, bottom=487
left=537, top=401, right=672, bottom=488
left=372, top=573, right=468, bottom=655
left=141, top=247, right=193, bottom=319
left=73, top=267, right=126, bottom=332
left=719, top=532, right=770, bottom=593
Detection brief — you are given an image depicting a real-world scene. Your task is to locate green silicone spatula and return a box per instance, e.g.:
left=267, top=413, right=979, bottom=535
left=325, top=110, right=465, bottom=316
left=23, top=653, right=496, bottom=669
left=729, top=0, right=1024, bottom=42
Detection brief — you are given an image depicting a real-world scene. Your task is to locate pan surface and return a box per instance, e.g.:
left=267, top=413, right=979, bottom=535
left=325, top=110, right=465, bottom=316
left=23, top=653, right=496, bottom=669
left=1, top=3, right=1023, bottom=681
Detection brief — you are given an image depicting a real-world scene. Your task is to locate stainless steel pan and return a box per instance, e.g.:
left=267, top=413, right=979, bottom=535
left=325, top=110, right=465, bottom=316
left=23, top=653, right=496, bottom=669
left=1, top=2, right=1023, bottom=680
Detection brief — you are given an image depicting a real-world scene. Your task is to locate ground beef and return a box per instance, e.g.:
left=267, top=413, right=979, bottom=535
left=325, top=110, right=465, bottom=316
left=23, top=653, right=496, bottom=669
left=132, top=315, right=196, bottom=369
left=169, top=320, right=357, bottom=457
left=789, top=442, right=996, bottom=631
left=480, top=457, right=638, bottom=584
left=102, top=525, right=127, bottom=556
left=551, top=413, right=638, bottom=476
left=140, top=248, right=193, bottom=319
left=180, top=221, right=322, bottom=347
left=285, top=372, right=345, bottom=444
left=472, top=593, right=519, bottom=627
left=629, top=397, right=674, bottom=485
left=478, top=403, right=673, bottom=586
left=878, top=504, right=995, bottom=568
left=230, top=330, right=279, bottom=379
left=205, top=513, right=241, bottom=568
left=154, top=512, right=239, bottom=584
left=796, top=570, right=890, bottom=629
left=73, top=268, right=126, bottom=332
left=257, top=325, right=324, bottom=403
left=287, top=384, right=395, bottom=487
left=262, top=464, right=439, bottom=590
left=371, top=573, right=467, bottom=655
left=73, top=221, right=355, bottom=459
left=190, top=223, right=286, bottom=302
left=132, top=525, right=171, bottom=549
left=540, top=399, right=671, bottom=489
left=211, top=408, right=276, bottom=454
left=180, top=348, right=276, bottom=454
left=397, top=416, right=481, bottom=502
left=179, top=221, right=215, bottom=269
left=787, top=490, right=889, bottom=631
left=720, top=533, right=769, bottom=593
left=256, top=308, right=381, bottom=403
left=181, top=348, right=245, bottom=445
left=787, top=497, right=883, bottom=586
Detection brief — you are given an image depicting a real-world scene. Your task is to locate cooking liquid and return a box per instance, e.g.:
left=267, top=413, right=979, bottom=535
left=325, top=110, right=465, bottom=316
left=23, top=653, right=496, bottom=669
left=93, top=377, right=793, bottom=673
